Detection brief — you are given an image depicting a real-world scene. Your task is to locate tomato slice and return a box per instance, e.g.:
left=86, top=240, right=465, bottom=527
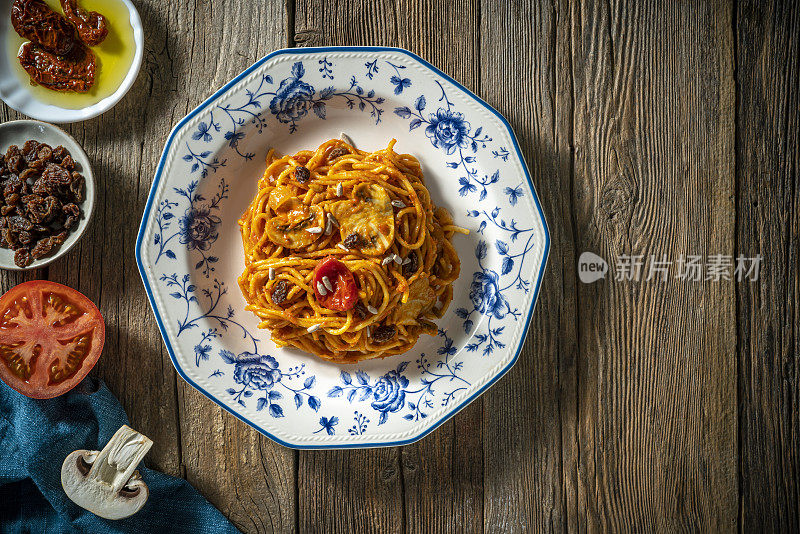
left=313, top=256, right=358, bottom=311
left=0, top=281, right=105, bottom=399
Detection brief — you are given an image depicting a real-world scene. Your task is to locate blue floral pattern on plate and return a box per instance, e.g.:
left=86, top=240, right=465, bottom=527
left=137, top=47, right=549, bottom=449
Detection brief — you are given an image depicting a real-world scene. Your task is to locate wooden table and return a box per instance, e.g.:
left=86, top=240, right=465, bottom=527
left=2, top=1, right=798, bottom=531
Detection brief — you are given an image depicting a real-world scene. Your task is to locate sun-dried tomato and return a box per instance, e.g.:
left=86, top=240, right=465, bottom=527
left=60, top=0, right=108, bottom=47
left=17, top=41, right=96, bottom=93
left=11, top=0, right=77, bottom=55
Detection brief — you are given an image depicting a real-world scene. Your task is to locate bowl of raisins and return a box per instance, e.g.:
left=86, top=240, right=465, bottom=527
left=0, top=119, right=95, bottom=269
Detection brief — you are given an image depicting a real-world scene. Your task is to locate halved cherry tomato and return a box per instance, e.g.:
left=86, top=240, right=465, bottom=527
left=0, top=281, right=105, bottom=399
left=312, top=256, right=358, bottom=311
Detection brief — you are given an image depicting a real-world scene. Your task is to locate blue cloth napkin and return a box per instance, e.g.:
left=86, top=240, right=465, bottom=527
left=0, top=377, right=241, bottom=534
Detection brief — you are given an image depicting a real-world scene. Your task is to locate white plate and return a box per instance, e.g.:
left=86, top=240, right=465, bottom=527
left=0, top=0, right=143, bottom=123
left=137, top=47, right=549, bottom=449
left=0, top=119, right=95, bottom=270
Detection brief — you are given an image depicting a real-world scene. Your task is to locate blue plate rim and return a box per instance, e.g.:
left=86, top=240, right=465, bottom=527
left=135, top=46, right=551, bottom=449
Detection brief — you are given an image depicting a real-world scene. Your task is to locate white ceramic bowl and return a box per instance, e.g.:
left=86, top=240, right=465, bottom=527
left=0, top=120, right=96, bottom=269
left=0, top=0, right=143, bottom=123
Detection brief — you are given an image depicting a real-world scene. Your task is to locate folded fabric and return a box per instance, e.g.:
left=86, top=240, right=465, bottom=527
left=0, top=377, right=241, bottom=534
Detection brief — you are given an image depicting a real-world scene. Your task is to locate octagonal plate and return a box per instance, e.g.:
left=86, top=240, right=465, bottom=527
left=136, top=47, right=549, bottom=448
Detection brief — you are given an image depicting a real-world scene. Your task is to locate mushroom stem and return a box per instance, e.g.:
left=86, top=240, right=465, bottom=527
left=86, top=425, right=152, bottom=494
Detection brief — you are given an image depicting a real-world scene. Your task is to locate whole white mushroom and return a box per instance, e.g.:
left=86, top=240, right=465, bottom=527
left=61, top=425, right=153, bottom=520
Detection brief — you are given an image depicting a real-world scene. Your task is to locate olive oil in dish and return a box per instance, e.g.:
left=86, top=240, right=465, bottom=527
left=7, top=0, right=136, bottom=109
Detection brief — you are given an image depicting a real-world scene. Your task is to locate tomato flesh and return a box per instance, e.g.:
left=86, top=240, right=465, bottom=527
left=0, top=281, right=105, bottom=399
left=313, top=256, right=357, bottom=311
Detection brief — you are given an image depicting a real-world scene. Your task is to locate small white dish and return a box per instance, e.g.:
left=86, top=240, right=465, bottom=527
left=0, top=120, right=95, bottom=269
left=138, top=47, right=549, bottom=448
left=0, top=0, right=144, bottom=123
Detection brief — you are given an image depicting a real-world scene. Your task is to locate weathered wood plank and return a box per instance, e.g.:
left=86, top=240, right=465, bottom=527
left=294, top=1, right=483, bottom=532
left=479, top=0, right=574, bottom=532
left=570, top=0, right=737, bottom=530
left=736, top=1, right=800, bottom=530
left=168, top=2, right=297, bottom=532
left=1, top=1, right=188, bottom=479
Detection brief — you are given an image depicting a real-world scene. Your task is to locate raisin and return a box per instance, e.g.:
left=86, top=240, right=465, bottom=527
left=63, top=203, right=80, bottom=218
left=1, top=229, right=17, bottom=248
left=8, top=216, right=33, bottom=233
left=69, top=174, right=84, bottom=202
left=51, top=146, right=67, bottom=161
left=403, top=252, right=419, bottom=278
left=52, top=231, right=68, bottom=245
left=372, top=324, right=397, bottom=344
left=14, top=248, right=32, bottom=268
left=6, top=156, right=24, bottom=175
left=27, top=159, right=45, bottom=173
left=271, top=280, right=289, bottom=306
left=60, top=154, right=75, bottom=170
left=37, top=144, right=53, bottom=162
left=19, top=168, right=38, bottom=182
left=26, top=195, right=61, bottom=224
left=42, top=163, right=72, bottom=185
left=31, top=237, right=55, bottom=259
left=18, top=231, right=33, bottom=245
left=327, top=147, right=350, bottom=161
left=354, top=302, right=368, bottom=320
left=5, top=145, right=21, bottom=160
left=21, top=140, right=40, bottom=162
left=294, top=165, right=310, bottom=184
left=343, top=232, right=363, bottom=249
left=0, top=140, right=79, bottom=263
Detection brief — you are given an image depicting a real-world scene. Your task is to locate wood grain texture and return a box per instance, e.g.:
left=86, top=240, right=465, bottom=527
left=570, top=0, right=737, bottom=530
left=479, top=1, right=574, bottom=532
left=735, top=1, right=800, bottom=530
left=2, top=1, right=800, bottom=532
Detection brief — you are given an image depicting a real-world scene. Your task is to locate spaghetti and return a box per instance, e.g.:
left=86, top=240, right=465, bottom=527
left=238, top=139, right=466, bottom=363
